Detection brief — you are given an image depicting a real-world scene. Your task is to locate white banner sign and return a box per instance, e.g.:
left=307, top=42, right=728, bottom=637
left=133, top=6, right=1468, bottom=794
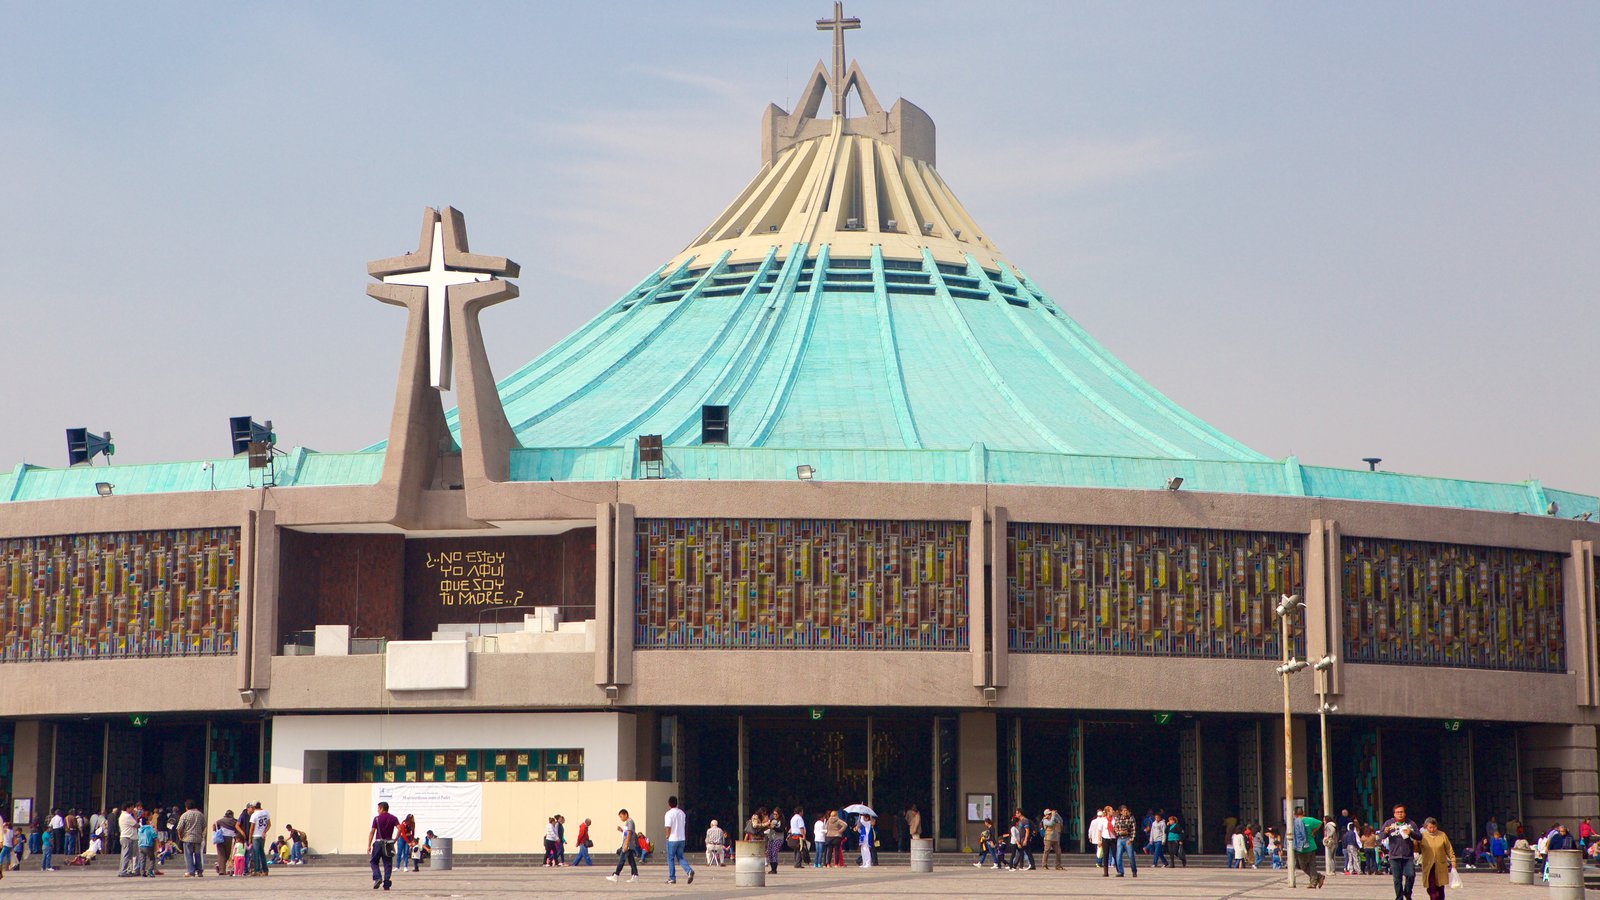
left=372, top=784, right=483, bottom=842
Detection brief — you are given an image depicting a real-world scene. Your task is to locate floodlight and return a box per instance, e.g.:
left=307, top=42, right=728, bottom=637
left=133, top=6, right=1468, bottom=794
left=796, top=464, right=816, bottom=481
left=1313, top=655, right=1336, bottom=671
left=94, top=482, right=114, bottom=497
left=1276, top=659, right=1309, bottom=675
left=1166, top=476, right=1184, bottom=491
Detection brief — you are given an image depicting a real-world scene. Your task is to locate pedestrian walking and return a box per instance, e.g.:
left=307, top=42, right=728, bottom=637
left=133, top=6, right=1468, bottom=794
left=1417, top=818, right=1456, bottom=900
left=1382, top=804, right=1420, bottom=899
left=663, top=794, right=695, bottom=884
left=573, top=818, right=593, bottom=866
left=1166, top=815, right=1187, bottom=866
left=857, top=815, right=874, bottom=868
left=212, top=810, right=238, bottom=875
left=248, top=802, right=272, bottom=877
left=1148, top=813, right=1166, bottom=868
left=605, top=808, right=639, bottom=883
left=1293, top=806, right=1326, bottom=888
left=117, top=802, right=140, bottom=876
left=367, top=800, right=399, bottom=891
left=1090, top=806, right=1115, bottom=876
left=765, top=806, right=786, bottom=873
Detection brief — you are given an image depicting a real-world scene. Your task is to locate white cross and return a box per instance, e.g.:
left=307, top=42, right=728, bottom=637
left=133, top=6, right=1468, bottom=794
left=381, top=221, right=490, bottom=390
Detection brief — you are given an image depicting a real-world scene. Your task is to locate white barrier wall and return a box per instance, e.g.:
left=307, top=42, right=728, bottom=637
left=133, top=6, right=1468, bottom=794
left=269, top=712, right=636, bottom=784
left=206, top=780, right=677, bottom=855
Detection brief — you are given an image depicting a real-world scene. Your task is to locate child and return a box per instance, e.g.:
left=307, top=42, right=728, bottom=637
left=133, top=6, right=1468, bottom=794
left=231, top=841, right=247, bottom=876
left=137, top=814, right=159, bottom=876
left=40, top=827, right=55, bottom=872
left=974, top=818, right=996, bottom=868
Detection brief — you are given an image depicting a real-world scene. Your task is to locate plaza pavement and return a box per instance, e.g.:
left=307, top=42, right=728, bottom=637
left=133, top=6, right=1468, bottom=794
left=0, top=863, right=1555, bottom=898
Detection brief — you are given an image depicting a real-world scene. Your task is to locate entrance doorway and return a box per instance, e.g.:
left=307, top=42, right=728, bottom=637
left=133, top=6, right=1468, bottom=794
left=105, top=720, right=206, bottom=809
left=1081, top=719, right=1183, bottom=838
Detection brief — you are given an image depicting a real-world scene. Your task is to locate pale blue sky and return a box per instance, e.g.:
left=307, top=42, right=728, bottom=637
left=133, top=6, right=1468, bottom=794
left=2, top=1, right=1596, bottom=493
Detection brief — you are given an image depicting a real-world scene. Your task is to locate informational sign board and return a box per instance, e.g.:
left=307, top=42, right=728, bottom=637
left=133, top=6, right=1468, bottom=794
left=966, top=793, right=994, bottom=822
left=373, top=784, right=483, bottom=841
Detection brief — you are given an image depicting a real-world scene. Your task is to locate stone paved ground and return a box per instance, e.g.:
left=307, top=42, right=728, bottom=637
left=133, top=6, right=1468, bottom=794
left=0, top=862, right=1557, bottom=898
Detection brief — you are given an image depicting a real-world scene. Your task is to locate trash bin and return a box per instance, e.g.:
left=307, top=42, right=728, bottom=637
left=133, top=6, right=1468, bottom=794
left=734, top=839, right=766, bottom=887
left=1508, top=846, right=1535, bottom=885
left=1546, top=848, right=1583, bottom=900
left=430, top=836, right=453, bottom=871
left=910, top=837, right=934, bottom=873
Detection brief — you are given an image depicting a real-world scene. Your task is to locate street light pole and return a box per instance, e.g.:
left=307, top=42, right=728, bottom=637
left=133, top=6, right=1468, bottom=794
left=1314, top=657, right=1337, bottom=880
left=1275, top=594, right=1303, bottom=888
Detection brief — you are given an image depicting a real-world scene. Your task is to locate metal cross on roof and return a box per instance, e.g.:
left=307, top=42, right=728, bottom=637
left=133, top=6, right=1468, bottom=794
left=815, top=1, right=860, bottom=118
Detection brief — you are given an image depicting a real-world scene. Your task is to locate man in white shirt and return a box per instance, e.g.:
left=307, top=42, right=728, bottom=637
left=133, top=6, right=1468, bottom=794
left=249, top=804, right=272, bottom=877
left=789, top=807, right=809, bottom=867
left=117, top=803, right=141, bottom=877
left=663, top=795, right=693, bottom=885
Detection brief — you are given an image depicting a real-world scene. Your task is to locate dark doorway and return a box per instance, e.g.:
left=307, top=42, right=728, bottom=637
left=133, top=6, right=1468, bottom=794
left=680, top=712, right=932, bottom=852
left=678, top=715, right=737, bottom=851
left=105, top=720, right=206, bottom=809
left=1081, top=719, right=1183, bottom=835
left=1381, top=724, right=1443, bottom=824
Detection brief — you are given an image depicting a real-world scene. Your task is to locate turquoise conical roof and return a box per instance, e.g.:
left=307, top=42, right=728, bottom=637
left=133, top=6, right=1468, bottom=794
left=467, top=64, right=1265, bottom=464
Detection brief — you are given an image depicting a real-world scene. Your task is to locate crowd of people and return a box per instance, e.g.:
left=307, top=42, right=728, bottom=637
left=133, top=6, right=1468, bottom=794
left=0, top=799, right=312, bottom=879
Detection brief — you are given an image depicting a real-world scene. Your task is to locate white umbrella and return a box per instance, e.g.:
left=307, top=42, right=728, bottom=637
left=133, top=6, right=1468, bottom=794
left=843, top=804, right=877, bottom=817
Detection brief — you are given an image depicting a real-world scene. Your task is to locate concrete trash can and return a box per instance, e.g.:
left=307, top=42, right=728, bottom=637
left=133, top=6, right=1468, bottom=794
left=1507, top=847, right=1535, bottom=885
left=1545, top=848, right=1583, bottom=900
left=910, top=837, right=934, bottom=873
left=734, top=839, right=767, bottom=887
left=429, top=836, right=453, bottom=871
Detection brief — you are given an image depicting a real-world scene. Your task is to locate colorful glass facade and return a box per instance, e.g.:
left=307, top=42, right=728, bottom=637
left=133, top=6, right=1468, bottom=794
left=351, top=748, right=583, bottom=783
left=0, top=528, right=240, bottom=662
left=635, top=518, right=969, bottom=649
left=1007, top=523, right=1305, bottom=658
left=1340, top=537, right=1564, bottom=672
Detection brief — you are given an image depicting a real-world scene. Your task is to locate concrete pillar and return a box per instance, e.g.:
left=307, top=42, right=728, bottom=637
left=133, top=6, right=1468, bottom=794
left=11, top=721, right=53, bottom=822
left=989, top=507, right=1008, bottom=687
left=601, top=712, right=637, bottom=782
left=1518, top=724, right=1600, bottom=824
left=1564, top=541, right=1597, bottom=707
left=958, top=711, right=998, bottom=851
left=613, top=503, right=635, bottom=685
left=594, top=502, right=614, bottom=686
left=969, top=506, right=987, bottom=688
left=249, top=508, right=279, bottom=691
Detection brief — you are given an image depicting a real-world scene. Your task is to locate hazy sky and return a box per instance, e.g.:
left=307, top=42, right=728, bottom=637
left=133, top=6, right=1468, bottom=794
left=3, top=2, right=1596, bottom=494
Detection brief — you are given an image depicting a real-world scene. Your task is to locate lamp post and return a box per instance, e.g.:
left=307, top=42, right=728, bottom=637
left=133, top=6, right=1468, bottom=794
left=1274, top=594, right=1306, bottom=888
left=1313, top=656, right=1337, bottom=879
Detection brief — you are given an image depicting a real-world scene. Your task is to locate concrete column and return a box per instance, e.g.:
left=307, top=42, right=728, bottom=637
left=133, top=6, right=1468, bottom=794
left=249, top=507, right=279, bottom=691
left=958, top=711, right=998, bottom=851
left=1518, top=724, right=1600, bottom=824
left=11, top=721, right=53, bottom=821
left=969, top=506, right=987, bottom=688
left=1564, top=541, right=1597, bottom=706
left=989, top=507, right=1009, bottom=687
left=1324, top=521, right=1344, bottom=694
left=237, top=509, right=256, bottom=692
left=613, top=503, right=635, bottom=685
left=594, top=502, right=614, bottom=686
left=615, top=712, right=640, bottom=781
left=1305, top=520, right=1330, bottom=665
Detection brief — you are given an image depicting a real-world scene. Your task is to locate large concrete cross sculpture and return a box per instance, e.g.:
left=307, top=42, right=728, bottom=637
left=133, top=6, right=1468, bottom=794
left=367, top=207, right=520, bottom=391
left=815, top=1, right=861, bottom=117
